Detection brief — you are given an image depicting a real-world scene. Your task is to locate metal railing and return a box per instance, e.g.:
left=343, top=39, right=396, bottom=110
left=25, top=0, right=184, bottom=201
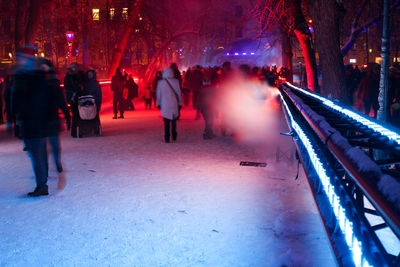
left=279, top=83, right=400, bottom=267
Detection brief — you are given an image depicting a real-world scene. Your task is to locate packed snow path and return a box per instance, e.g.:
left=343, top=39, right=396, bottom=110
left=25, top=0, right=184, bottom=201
left=0, top=105, right=335, bottom=267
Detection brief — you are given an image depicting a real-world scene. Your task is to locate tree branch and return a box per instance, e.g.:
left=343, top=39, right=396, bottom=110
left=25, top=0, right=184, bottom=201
left=341, top=0, right=399, bottom=57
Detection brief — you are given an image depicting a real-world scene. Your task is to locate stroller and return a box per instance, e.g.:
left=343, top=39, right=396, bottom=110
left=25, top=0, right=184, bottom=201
left=77, top=95, right=102, bottom=137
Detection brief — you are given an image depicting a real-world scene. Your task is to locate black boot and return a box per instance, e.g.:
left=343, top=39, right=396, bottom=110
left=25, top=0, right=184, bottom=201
left=27, top=187, right=49, bottom=197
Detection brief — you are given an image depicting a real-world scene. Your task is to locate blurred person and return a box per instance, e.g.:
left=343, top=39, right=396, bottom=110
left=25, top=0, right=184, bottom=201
left=199, top=71, right=219, bottom=139
left=0, top=77, right=4, bottom=124
left=125, top=74, right=138, bottom=111
left=170, top=63, right=182, bottom=89
left=219, top=61, right=233, bottom=136
left=83, top=69, right=102, bottom=134
left=43, top=59, right=70, bottom=186
left=188, top=65, right=203, bottom=119
left=152, top=71, right=162, bottom=107
left=144, top=83, right=153, bottom=110
left=111, top=68, right=125, bottom=119
left=4, top=75, right=17, bottom=135
left=11, top=47, right=68, bottom=196
left=64, top=63, right=84, bottom=137
left=157, top=67, right=182, bottom=143
left=356, top=63, right=380, bottom=117
left=182, top=70, right=191, bottom=107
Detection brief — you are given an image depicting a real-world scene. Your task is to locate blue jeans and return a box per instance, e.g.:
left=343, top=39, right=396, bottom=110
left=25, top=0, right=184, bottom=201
left=24, top=138, right=48, bottom=190
left=48, top=135, right=62, bottom=173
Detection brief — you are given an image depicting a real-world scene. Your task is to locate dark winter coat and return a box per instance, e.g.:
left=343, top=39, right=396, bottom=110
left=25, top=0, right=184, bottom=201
left=188, top=69, right=203, bottom=93
left=126, top=78, right=139, bottom=99
left=11, top=70, right=52, bottom=138
left=111, top=73, right=124, bottom=95
left=83, top=70, right=102, bottom=110
left=64, top=72, right=83, bottom=104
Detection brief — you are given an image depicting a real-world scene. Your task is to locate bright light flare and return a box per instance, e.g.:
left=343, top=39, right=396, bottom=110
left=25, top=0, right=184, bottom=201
left=217, top=75, right=280, bottom=143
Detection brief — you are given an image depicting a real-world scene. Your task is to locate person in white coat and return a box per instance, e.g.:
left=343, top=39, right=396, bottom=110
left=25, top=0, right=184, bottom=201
left=156, top=67, right=182, bottom=143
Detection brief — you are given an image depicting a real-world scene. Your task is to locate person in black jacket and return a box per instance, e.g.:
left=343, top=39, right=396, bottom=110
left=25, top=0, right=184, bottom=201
left=125, top=74, right=138, bottom=111
left=82, top=70, right=102, bottom=135
left=11, top=49, right=69, bottom=196
left=64, top=63, right=84, bottom=137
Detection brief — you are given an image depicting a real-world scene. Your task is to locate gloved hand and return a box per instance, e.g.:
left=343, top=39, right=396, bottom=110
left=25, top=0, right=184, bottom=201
left=179, top=106, right=182, bottom=110
left=157, top=106, right=161, bottom=110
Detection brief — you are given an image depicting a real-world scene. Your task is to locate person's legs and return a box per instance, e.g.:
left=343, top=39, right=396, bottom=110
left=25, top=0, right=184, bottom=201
left=149, top=99, right=152, bottom=110
left=113, top=93, right=118, bottom=118
left=203, top=111, right=214, bottom=139
left=118, top=94, right=124, bottom=118
left=71, top=105, right=79, bottom=137
left=172, top=119, right=177, bottom=141
left=164, top=118, right=171, bottom=142
left=25, top=138, right=48, bottom=194
left=49, top=135, right=63, bottom=173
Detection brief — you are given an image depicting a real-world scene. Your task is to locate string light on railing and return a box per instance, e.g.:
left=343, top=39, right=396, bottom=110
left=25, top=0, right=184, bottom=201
left=279, top=92, right=372, bottom=267
left=286, top=82, right=400, bottom=146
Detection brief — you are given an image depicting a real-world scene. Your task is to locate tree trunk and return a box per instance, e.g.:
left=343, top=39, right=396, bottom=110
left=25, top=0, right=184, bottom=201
left=289, top=0, right=319, bottom=92
left=310, top=0, right=346, bottom=100
left=24, top=0, right=42, bottom=45
left=377, top=0, right=391, bottom=122
left=108, top=0, right=145, bottom=78
left=143, top=30, right=199, bottom=86
left=281, top=31, right=293, bottom=83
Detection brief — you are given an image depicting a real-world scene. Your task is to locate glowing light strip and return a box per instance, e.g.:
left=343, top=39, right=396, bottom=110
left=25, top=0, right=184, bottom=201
left=280, top=93, right=372, bottom=267
left=286, top=82, right=400, bottom=146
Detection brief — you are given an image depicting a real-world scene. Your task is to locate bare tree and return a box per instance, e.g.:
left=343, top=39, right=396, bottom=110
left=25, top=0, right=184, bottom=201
left=249, top=0, right=320, bottom=92
left=309, top=0, right=347, bottom=100
left=108, top=0, right=145, bottom=78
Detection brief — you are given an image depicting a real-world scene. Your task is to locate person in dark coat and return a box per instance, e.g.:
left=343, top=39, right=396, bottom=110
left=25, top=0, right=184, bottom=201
left=83, top=70, right=102, bottom=110
left=82, top=69, right=102, bottom=135
left=356, top=63, right=380, bottom=117
left=111, top=68, right=125, bottom=119
left=11, top=49, right=68, bottom=196
left=170, top=63, right=182, bottom=89
left=125, top=74, right=138, bottom=111
left=64, top=63, right=84, bottom=137
left=188, top=66, right=203, bottom=119
left=199, top=70, right=219, bottom=139
left=0, top=77, right=4, bottom=124
left=152, top=71, right=162, bottom=107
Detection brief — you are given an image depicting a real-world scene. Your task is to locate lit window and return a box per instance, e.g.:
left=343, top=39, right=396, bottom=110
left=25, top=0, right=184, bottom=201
left=122, top=8, right=128, bottom=20
left=92, top=9, right=100, bottom=21
left=349, top=58, right=356, bottom=64
left=110, top=8, right=115, bottom=20
left=375, top=57, right=382, bottom=64
left=394, top=57, right=400, bottom=63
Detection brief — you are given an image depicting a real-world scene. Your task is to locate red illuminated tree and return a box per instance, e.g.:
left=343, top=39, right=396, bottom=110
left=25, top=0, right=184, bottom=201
left=249, top=0, right=320, bottom=92
left=108, top=0, right=145, bottom=78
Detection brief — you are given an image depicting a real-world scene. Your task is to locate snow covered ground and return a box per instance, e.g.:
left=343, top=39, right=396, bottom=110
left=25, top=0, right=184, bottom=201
left=0, top=104, right=336, bottom=267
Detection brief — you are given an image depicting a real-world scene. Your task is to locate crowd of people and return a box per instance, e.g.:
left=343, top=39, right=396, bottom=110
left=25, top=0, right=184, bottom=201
left=2, top=44, right=400, bottom=197
left=344, top=63, right=400, bottom=127
left=153, top=61, right=282, bottom=142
